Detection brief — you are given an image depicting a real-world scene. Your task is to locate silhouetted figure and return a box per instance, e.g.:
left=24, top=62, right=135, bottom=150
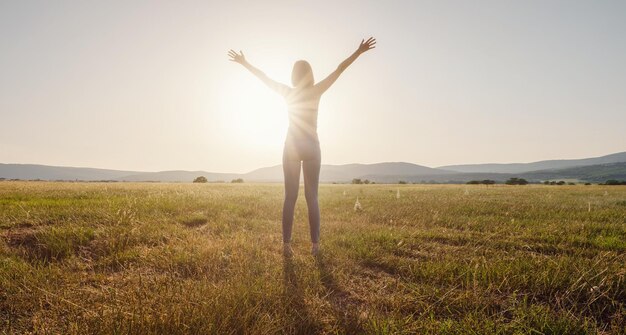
left=228, top=37, right=376, bottom=256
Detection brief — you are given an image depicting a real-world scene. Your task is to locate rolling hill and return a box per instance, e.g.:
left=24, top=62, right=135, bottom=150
left=521, top=162, right=626, bottom=183
left=244, top=162, right=452, bottom=182
left=439, top=151, right=626, bottom=174
left=0, top=164, right=137, bottom=181
left=2, top=151, right=625, bottom=183
left=0, top=162, right=450, bottom=183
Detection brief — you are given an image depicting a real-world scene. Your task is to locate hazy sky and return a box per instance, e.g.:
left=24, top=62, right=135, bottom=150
left=1, top=1, right=625, bottom=173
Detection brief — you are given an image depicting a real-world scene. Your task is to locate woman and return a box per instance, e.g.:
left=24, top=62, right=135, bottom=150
left=228, top=37, right=376, bottom=257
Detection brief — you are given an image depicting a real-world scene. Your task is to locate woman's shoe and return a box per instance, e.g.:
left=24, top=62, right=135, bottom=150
left=283, top=243, right=294, bottom=258
left=311, top=243, right=320, bottom=257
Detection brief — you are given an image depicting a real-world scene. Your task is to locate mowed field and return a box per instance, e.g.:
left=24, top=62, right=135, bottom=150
left=1, top=182, right=625, bottom=334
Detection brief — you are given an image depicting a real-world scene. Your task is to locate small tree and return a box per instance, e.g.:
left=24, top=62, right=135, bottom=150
left=364, top=179, right=370, bottom=184
left=193, top=176, right=208, bottom=183
left=231, top=178, right=244, bottom=183
left=398, top=180, right=407, bottom=184
left=505, top=177, right=528, bottom=185
left=352, top=178, right=362, bottom=184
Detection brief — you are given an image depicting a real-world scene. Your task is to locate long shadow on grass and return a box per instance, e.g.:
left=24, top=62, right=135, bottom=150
left=315, top=254, right=365, bottom=333
left=283, top=256, right=324, bottom=334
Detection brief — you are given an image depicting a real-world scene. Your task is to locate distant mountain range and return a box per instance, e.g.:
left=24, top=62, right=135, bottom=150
left=1, top=151, right=626, bottom=183
left=246, top=162, right=452, bottom=182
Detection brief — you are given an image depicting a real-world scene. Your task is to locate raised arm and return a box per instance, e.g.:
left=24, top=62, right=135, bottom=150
left=314, top=37, right=376, bottom=94
left=228, top=50, right=290, bottom=97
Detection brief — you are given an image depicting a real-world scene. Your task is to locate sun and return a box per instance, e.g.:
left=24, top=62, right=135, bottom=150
left=218, top=71, right=288, bottom=149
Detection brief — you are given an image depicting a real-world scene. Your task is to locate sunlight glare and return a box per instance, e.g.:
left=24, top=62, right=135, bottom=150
left=218, top=71, right=288, bottom=149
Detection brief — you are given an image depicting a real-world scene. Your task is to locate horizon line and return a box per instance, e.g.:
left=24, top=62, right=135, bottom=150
left=1, top=149, right=624, bottom=174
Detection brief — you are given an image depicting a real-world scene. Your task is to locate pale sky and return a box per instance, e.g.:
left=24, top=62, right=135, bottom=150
left=1, top=0, right=625, bottom=173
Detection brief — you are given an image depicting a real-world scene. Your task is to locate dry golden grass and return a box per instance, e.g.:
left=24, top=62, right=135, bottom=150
left=1, top=181, right=625, bottom=334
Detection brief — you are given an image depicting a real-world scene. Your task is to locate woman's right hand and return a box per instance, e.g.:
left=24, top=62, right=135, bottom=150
left=228, top=50, right=246, bottom=64
left=357, top=37, right=376, bottom=54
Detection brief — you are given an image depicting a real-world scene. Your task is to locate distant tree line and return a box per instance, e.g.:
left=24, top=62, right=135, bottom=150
left=543, top=180, right=576, bottom=185
left=194, top=176, right=626, bottom=185
left=465, top=178, right=530, bottom=185
left=600, top=180, right=626, bottom=185
left=465, top=178, right=528, bottom=185
left=193, top=176, right=245, bottom=184
left=351, top=178, right=374, bottom=184
left=505, top=178, right=528, bottom=185
left=466, top=179, right=496, bottom=185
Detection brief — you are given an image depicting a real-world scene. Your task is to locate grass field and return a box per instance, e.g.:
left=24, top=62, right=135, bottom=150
left=1, top=181, right=625, bottom=334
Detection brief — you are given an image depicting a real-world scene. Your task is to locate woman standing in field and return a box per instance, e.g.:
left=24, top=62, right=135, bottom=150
left=228, top=37, right=376, bottom=257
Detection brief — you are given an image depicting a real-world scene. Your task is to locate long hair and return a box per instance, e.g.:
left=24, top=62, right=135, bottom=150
left=291, top=60, right=314, bottom=88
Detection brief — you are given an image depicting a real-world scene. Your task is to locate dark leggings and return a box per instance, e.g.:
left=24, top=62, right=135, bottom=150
left=282, top=139, right=321, bottom=243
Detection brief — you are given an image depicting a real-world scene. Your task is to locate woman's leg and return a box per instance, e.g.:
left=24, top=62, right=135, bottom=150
left=302, top=156, right=321, bottom=244
left=282, top=158, right=301, bottom=244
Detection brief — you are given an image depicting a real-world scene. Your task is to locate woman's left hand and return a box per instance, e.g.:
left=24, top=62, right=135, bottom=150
left=357, top=37, right=376, bottom=54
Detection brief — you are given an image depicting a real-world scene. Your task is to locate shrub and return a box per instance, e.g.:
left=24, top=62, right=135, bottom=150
left=352, top=178, right=362, bottom=184
left=605, top=180, right=626, bottom=185
left=193, top=176, right=208, bottom=183
left=231, top=178, right=244, bottom=183
left=505, top=177, right=528, bottom=185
